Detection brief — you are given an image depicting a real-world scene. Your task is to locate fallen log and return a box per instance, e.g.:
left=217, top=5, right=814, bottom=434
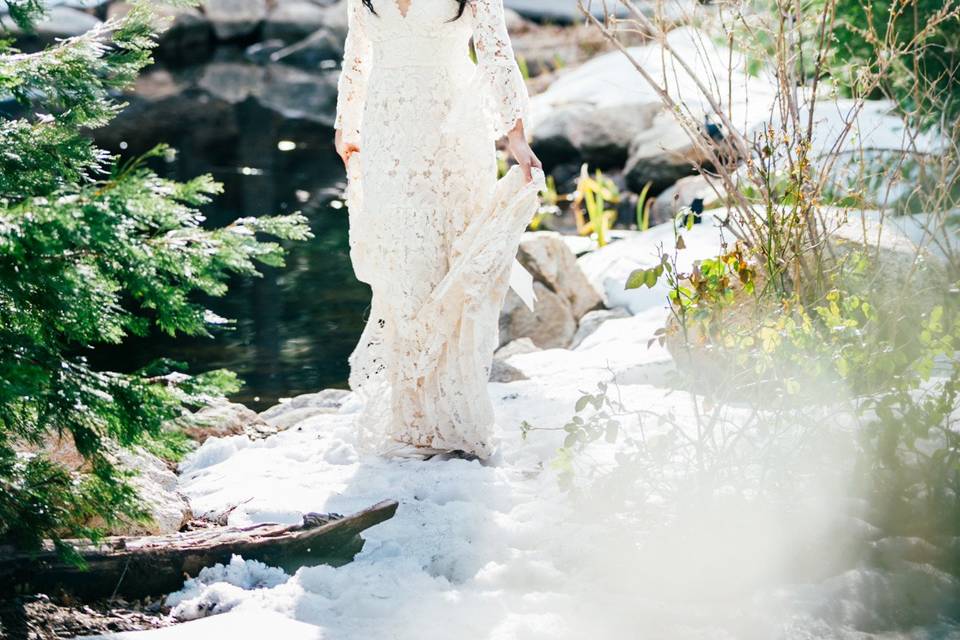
left=0, top=500, right=398, bottom=601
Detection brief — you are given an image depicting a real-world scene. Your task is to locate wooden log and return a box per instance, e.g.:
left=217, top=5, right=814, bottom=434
left=0, top=500, right=398, bottom=601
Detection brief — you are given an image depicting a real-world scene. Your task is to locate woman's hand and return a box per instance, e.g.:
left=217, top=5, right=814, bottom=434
left=335, top=128, right=360, bottom=167
left=506, top=119, right=542, bottom=183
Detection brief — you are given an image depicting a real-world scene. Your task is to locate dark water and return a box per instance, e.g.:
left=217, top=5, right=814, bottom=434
left=92, top=59, right=371, bottom=410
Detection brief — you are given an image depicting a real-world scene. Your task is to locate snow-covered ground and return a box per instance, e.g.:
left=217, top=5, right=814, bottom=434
left=86, top=221, right=959, bottom=640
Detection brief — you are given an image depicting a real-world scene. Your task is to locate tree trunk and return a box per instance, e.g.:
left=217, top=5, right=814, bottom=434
left=0, top=500, right=398, bottom=601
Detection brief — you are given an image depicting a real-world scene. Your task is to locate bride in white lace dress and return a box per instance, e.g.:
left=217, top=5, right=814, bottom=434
left=334, top=0, right=543, bottom=459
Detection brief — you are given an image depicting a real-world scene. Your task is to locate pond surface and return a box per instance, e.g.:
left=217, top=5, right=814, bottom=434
left=91, top=58, right=370, bottom=411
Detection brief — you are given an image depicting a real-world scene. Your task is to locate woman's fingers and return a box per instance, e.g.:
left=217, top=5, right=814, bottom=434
left=340, top=144, right=360, bottom=167
left=521, top=151, right=542, bottom=182
left=521, top=158, right=533, bottom=182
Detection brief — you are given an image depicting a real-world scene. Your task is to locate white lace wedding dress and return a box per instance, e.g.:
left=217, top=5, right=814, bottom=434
left=335, top=0, right=543, bottom=458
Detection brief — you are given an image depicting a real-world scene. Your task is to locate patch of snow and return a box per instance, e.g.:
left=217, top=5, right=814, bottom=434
left=89, top=216, right=959, bottom=640
left=165, top=555, right=290, bottom=620
left=80, top=610, right=323, bottom=640
left=577, top=212, right=731, bottom=313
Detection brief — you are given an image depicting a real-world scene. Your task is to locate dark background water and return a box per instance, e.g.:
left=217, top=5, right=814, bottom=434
left=91, top=58, right=371, bottom=410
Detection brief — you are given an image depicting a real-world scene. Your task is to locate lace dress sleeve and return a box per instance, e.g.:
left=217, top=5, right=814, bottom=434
left=471, top=0, right=530, bottom=139
left=334, top=0, right=372, bottom=146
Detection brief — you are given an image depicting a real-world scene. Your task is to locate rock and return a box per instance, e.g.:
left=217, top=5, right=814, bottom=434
left=110, top=3, right=213, bottom=63
left=185, top=401, right=277, bottom=443
left=497, top=232, right=601, bottom=348
left=259, top=389, right=349, bottom=430
left=504, top=0, right=628, bottom=24
left=505, top=0, right=696, bottom=24
left=503, top=7, right=532, bottom=33
left=196, top=62, right=338, bottom=124
left=270, top=27, right=345, bottom=67
left=49, top=0, right=112, bottom=8
left=314, top=0, right=349, bottom=40
left=531, top=102, right=660, bottom=171
left=517, top=231, right=603, bottom=318
left=495, top=337, right=541, bottom=359
left=11, top=6, right=100, bottom=45
left=203, top=0, right=267, bottom=40
left=157, top=6, right=214, bottom=62
left=489, top=359, right=528, bottom=383
left=650, top=174, right=724, bottom=225
left=197, top=61, right=266, bottom=104
left=258, top=64, right=339, bottom=123
left=95, top=72, right=239, bottom=158
left=529, top=27, right=775, bottom=181
left=110, top=447, right=193, bottom=536
left=570, top=307, right=631, bottom=349
left=245, top=39, right=287, bottom=64
left=623, top=112, right=705, bottom=193
left=490, top=338, right=539, bottom=382
left=30, top=433, right=87, bottom=472
left=263, top=0, right=328, bottom=42
left=500, top=282, right=577, bottom=349
left=20, top=434, right=191, bottom=536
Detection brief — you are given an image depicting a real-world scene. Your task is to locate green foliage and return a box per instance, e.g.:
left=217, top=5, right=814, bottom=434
left=520, top=380, right=620, bottom=489
left=832, top=0, right=960, bottom=124
left=635, top=181, right=652, bottom=231
left=573, top=165, right=619, bottom=246
left=0, top=1, right=45, bottom=31
left=0, top=2, right=310, bottom=552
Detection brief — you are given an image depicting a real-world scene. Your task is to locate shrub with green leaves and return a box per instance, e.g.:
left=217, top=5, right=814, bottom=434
left=832, top=0, right=960, bottom=124
left=0, top=1, right=310, bottom=552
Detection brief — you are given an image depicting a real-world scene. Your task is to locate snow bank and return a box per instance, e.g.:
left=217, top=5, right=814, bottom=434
left=576, top=211, right=730, bottom=314
left=82, top=610, right=322, bottom=640
left=86, top=217, right=959, bottom=640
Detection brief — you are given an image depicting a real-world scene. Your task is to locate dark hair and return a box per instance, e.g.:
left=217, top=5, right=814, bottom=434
left=362, top=0, right=468, bottom=21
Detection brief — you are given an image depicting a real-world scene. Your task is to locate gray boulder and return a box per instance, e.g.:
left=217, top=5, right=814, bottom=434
left=529, top=27, right=775, bottom=188
left=157, top=6, right=213, bottom=61
left=258, top=64, right=339, bottom=124
left=495, top=337, right=541, bottom=359
left=270, top=27, right=345, bottom=67
left=500, top=282, right=578, bottom=349
left=111, top=447, right=193, bottom=535
left=245, top=39, right=288, bottom=64
left=498, top=232, right=602, bottom=349
left=263, top=0, right=328, bottom=42
left=185, top=401, right=277, bottom=442
left=109, top=3, right=212, bottom=63
left=203, top=0, right=267, bottom=40
left=490, top=338, right=539, bottom=382
left=196, top=62, right=338, bottom=124
left=48, top=0, right=112, bottom=8
left=623, top=113, right=704, bottom=193
left=650, top=174, right=724, bottom=225
left=531, top=102, right=660, bottom=171
left=259, top=389, right=349, bottom=430
left=517, top=231, right=603, bottom=318
left=489, top=359, right=528, bottom=383
left=503, top=7, right=532, bottom=32
left=21, top=434, right=192, bottom=536
left=570, top=307, right=631, bottom=349
left=504, top=0, right=627, bottom=24
left=10, top=6, right=100, bottom=44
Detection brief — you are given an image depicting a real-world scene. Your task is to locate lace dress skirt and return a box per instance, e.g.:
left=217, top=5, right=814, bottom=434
left=337, top=1, right=541, bottom=457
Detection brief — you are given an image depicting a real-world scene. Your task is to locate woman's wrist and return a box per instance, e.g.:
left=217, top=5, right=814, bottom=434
left=506, top=119, right=526, bottom=143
